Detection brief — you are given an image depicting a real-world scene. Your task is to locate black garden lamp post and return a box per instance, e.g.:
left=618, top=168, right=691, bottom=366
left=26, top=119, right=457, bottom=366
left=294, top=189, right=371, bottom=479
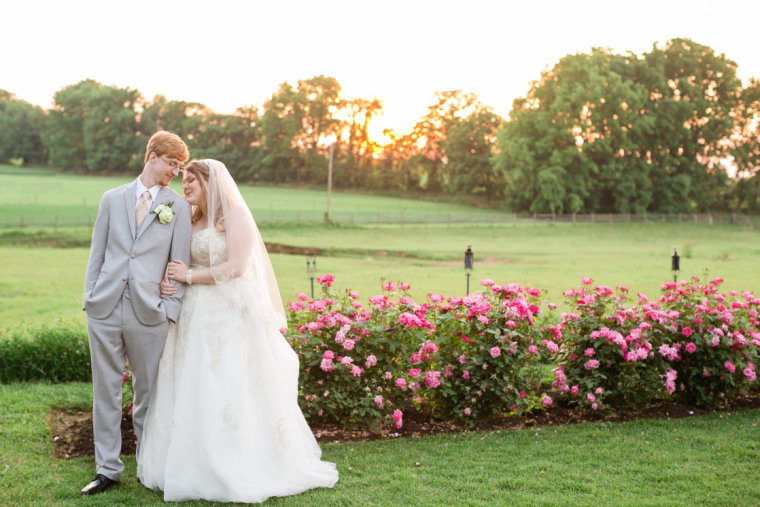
left=464, top=245, right=474, bottom=295
left=671, top=248, right=680, bottom=283
left=306, top=255, right=317, bottom=299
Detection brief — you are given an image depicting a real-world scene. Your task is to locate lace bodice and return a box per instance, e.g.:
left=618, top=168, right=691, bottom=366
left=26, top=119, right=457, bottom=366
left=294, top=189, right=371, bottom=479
left=190, top=228, right=227, bottom=269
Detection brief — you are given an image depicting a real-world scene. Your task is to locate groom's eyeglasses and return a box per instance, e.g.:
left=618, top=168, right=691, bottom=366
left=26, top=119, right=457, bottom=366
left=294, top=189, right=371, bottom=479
left=160, top=156, right=183, bottom=170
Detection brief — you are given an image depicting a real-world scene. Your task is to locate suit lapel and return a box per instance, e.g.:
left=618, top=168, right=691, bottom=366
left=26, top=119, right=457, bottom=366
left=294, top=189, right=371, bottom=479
left=124, top=182, right=138, bottom=239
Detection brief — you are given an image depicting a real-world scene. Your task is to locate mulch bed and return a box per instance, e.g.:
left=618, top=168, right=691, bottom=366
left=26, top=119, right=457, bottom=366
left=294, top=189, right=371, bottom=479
left=48, top=394, right=760, bottom=459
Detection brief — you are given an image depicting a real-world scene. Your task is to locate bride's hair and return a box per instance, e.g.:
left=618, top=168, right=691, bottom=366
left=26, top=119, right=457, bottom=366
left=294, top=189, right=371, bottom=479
left=183, top=160, right=224, bottom=231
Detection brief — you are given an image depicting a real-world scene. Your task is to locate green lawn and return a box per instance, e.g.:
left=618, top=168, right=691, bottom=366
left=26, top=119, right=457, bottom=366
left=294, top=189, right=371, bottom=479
left=1, top=382, right=758, bottom=505
left=0, top=164, right=494, bottom=221
left=2, top=221, right=759, bottom=331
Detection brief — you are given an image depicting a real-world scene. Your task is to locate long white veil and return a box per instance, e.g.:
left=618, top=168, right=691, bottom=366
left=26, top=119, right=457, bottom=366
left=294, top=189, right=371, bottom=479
left=201, top=159, right=286, bottom=329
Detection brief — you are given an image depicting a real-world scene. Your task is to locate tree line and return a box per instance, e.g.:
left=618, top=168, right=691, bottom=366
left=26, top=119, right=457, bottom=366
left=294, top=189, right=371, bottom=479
left=1, top=38, right=759, bottom=212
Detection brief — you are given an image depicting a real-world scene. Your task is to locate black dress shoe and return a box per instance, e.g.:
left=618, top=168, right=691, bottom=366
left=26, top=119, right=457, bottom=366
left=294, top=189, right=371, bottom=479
left=80, top=474, right=118, bottom=495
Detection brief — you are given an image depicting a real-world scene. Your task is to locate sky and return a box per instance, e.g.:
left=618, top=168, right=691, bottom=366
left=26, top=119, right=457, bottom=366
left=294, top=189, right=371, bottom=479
left=3, top=0, right=759, bottom=138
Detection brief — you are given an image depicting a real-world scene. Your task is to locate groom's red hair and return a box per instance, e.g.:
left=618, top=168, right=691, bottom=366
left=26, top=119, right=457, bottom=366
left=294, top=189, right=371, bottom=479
left=144, top=131, right=189, bottom=164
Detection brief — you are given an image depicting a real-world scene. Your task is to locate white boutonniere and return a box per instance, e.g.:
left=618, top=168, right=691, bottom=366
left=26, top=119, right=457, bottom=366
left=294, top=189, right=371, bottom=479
left=151, top=201, right=174, bottom=224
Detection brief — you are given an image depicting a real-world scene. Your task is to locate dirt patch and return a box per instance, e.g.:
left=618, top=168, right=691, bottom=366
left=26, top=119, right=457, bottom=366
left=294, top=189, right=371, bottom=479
left=48, top=394, right=760, bottom=457
left=47, top=407, right=136, bottom=460
left=265, top=243, right=323, bottom=256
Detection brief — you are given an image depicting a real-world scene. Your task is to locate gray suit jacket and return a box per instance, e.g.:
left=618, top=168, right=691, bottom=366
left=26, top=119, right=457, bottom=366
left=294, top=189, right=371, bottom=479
left=83, top=181, right=192, bottom=325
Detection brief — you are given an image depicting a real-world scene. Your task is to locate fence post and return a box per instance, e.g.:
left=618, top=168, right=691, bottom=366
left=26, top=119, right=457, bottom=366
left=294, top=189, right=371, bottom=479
left=591, top=213, right=595, bottom=223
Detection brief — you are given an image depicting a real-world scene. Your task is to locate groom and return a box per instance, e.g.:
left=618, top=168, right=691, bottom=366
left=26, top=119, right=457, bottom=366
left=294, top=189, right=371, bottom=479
left=80, top=131, right=192, bottom=495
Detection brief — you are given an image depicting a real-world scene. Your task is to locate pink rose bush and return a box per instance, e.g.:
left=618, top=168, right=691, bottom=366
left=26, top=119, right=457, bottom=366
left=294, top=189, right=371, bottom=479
left=287, top=276, right=553, bottom=429
left=556, top=277, right=759, bottom=412
left=288, top=274, right=759, bottom=429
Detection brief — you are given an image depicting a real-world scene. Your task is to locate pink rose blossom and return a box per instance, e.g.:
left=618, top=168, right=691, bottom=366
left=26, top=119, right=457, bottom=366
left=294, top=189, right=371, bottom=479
left=464, top=408, right=472, bottom=416
left=527, top=345, right=539, bottom=356
left=383, top=280, right=396, bottom=291
left=584, top=359, right=600, bottom=370
left=681, top=326, right=693, bottom=337
left=541, top=395, right=553, bottom=407
left=490, top=346, right=501, bottom=358
left=395, top=378, right=407, bottom=388
left=323, top=350, right=335, bottom=360
left=744, top=364, right=757, bottom=382
left=480, top=279, right=496, bottom=287
left=374, top=395, right=384, bottom=408
left=587, top=393, right=596, bottom=402
left=365, top=355, right=377, bottom=368
left=408, top=368, right=422, bottom=378
left=399, top=282, right=410, bottom=290
left=685, top=342, right=696, bottom=354
left=582, top=277, right=592, bottom=285
left=570, top=385, right=579, bottom=395
left=350, top=365, right=362, bottom=376
left=320, top=358, right=334, bottom=372
left=296, top=292, right=309, bottom=301
left=316, top=274, right=334, bottom=287
left=462, top=370, right=470, bottom=380
left=392, top=409, right=403, bottom=428
left=342, top=339, right=355, bottom=350
left=424, top=370, right=442, bottom=388
left=724, top=360, right=736, bottom=373
left=584, top=348, right=596, bottom=357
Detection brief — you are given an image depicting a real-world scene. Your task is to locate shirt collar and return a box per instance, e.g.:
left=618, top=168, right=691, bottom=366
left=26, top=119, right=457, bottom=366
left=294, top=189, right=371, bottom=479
left=135, top=177, right=161, bottom=202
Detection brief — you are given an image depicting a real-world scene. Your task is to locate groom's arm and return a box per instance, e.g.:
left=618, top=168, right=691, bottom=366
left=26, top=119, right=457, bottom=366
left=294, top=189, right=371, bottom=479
left=162, top=201, right=191, bottom=322
left=82, top=192, right=110, bottom=310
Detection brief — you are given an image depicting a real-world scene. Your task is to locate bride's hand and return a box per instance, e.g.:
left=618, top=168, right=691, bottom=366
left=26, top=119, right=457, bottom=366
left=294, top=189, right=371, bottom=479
left=167, top=259, right=189, bottom=283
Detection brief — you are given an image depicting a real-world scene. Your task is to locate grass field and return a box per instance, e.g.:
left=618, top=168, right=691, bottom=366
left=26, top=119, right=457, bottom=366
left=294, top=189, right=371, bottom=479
left=2, top=166, right=760, bottom=331
left=2, top=221, right=759, bottom=331
left=0, top=164, right=494, bottom=221
left=1, top=382, right=758, bottom=505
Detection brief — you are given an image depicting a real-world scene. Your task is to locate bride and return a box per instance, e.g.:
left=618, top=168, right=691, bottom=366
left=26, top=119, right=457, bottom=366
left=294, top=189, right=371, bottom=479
left=137, top=159, right=338, bottom=502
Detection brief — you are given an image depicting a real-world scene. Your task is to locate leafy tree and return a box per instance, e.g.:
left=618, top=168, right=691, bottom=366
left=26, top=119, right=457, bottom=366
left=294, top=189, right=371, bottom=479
left=494, top=40, right=751, bottom=213
left=641, top=38, right=743, bottom=212
left=44, top=80, right=140, bottom=173
left=0, top=90, right=47, bottom=164
left=730, top=78, right=760, bottom=211
left=259, top=76, right=342, bottom=184
left=441, top=109, right=504, bottom=200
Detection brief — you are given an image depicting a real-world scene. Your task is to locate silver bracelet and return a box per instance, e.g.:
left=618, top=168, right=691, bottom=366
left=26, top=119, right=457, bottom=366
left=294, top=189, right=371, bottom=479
left=186, top=269, right=193, bottom=285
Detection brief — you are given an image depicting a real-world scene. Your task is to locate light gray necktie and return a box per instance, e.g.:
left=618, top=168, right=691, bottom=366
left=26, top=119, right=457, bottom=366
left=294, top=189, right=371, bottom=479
left=136, top=190, right=151, bottom=227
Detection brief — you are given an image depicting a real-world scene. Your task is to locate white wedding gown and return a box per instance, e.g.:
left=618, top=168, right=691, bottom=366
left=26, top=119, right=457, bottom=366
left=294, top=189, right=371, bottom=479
left=138, top=228, right=338, bottom=502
